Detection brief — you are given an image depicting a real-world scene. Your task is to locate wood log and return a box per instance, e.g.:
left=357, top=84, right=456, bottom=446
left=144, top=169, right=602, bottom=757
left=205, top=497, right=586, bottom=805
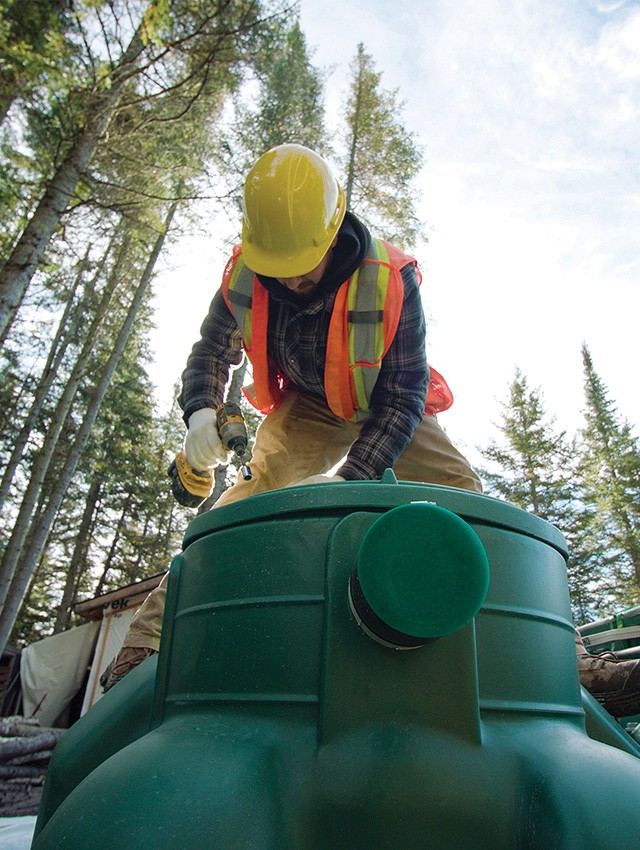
left=0, top=717, right=42, bottom=737
left=0, top=765, right=46, bottom=779
left=5, top=750, right=53, bottom=766
left=0, top=730, right=64, bottom=760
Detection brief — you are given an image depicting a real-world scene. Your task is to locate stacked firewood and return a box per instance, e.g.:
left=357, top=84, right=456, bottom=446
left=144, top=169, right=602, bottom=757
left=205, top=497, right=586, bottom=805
left=0, top=717, right=64, bottom=816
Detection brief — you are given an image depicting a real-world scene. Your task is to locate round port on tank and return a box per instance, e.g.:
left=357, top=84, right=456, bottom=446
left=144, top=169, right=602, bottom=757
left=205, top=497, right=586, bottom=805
left=349, top=502, right=490, bottom=649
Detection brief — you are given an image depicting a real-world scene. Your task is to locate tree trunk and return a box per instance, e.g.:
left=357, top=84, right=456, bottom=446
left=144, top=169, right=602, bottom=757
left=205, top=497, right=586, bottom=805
left=0, top=245, right=92, bottom=513
left=132, top=513, right=152, bottom=574
left=51, top=477, right=102, bottom=633
left=0, top=26, right=145, bottom=341
left=92, top=494, right=132, bottom=598
left=201, top=465, right=230, bottom=512
left=0, top=718, right=42, bottom=737
left=0, top=238, right=129, bottom=612
left=0, top=93, right=12, bottom=128
left=0, top=200, right=178, bottom=656
left=345, top=46, right=365, bottom=209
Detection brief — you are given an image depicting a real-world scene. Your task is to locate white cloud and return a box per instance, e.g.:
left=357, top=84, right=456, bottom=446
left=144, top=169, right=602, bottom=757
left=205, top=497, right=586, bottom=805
left=596, top=5, right=640, bottom=78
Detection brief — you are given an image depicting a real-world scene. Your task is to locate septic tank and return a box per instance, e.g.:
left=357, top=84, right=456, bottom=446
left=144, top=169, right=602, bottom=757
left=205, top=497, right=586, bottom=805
left=32, top=474, right=640, bottom=849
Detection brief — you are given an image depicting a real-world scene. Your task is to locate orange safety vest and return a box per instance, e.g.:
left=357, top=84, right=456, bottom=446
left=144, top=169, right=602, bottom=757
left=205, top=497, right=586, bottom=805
left=221, top=239, right=453, bottom=421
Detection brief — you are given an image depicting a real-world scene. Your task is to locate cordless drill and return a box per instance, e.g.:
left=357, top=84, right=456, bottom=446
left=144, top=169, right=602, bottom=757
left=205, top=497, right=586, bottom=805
left=168, top=402, right=252, bottom=508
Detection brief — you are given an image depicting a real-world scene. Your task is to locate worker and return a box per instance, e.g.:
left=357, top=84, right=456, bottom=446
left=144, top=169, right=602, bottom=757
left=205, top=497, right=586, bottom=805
left=101, top=142, right=481, bottom=690
left=101, top=144, right=640, bottom=721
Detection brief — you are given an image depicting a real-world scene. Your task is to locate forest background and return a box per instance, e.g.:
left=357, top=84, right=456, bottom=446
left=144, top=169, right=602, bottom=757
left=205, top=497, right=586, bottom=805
left=0, top=0, right=639, bottom=656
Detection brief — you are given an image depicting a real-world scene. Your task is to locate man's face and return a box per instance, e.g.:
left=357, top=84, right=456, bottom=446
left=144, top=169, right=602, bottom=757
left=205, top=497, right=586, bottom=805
left=275, top=237, right=338, bottom=298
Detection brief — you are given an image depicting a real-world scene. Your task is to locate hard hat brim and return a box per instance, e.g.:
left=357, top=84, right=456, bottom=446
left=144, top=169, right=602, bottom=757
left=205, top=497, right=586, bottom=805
left=242, top=223, right=341, bottom=278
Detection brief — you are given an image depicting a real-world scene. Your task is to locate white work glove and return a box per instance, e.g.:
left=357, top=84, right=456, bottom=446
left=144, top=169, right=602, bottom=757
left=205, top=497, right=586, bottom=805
left=289, top=474, right=346, bottom=487
left=184, top=408, right=229, bottom=470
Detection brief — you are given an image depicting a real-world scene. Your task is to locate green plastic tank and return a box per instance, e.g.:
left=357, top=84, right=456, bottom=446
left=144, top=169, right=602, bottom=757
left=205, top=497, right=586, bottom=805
left=32, top=475, right=640, bottom=849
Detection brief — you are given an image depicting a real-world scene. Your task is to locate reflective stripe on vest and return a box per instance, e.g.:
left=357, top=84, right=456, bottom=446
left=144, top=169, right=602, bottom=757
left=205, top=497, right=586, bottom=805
left=325, top=238, right=404, bottom=421
left=223, top=244, right=254, bottom=348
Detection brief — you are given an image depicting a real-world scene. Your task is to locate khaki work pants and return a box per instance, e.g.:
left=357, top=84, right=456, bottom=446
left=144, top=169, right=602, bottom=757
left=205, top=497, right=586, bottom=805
left=125, top=392, right=483, bottom=651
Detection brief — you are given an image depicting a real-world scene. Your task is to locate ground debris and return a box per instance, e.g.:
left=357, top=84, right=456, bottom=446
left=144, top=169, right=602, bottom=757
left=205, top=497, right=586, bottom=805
left=0, top=717, right=64, bottom=816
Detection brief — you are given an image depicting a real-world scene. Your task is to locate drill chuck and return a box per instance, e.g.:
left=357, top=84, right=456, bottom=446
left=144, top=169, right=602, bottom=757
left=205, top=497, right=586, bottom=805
left=215, top=402, right=252, bottom=480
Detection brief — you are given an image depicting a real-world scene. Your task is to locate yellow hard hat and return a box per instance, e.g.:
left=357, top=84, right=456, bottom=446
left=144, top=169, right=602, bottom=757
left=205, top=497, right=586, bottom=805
left=241, top=144, right=346, bottom=278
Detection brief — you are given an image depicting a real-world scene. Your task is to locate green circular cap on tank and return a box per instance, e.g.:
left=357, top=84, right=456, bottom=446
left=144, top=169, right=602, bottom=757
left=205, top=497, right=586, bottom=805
left=357, top=502, right=490, bottom=639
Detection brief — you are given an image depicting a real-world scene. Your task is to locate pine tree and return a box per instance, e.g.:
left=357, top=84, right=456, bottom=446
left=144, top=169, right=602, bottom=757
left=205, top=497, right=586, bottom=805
left=341, top=43, right=424, bottom=249
left=480, top=371, right=573, bottom=519
left=579, top=344, right=640, bottom=605
left=0, top=0, right=78, bottom=125
left=479, top=369, right=607, bottom=622
left=216, top=15, right=328, bottom=219
left=0, top=200, right=178, bottom=655
left=0, top=13, right=147, bottom=341
left=0, top=0, right=288, bottom=340
left=246, top=19, right=327, bottom=155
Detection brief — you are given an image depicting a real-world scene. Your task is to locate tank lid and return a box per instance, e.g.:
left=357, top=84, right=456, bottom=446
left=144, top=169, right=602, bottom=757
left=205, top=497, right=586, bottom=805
left=182, top=475, right=568, bottom=558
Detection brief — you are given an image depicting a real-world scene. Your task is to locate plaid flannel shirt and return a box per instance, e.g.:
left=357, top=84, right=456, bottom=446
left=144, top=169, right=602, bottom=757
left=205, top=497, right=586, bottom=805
left=178, top=213, right=429, bottom=480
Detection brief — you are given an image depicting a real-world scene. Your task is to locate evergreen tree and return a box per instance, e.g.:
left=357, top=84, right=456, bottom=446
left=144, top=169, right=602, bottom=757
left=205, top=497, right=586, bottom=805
left=243, top=19, right=328, bottom=156
left=579, top=344, right=640, bottom=605
left=217, top=15, right=328, bottom=219
left=0, top=0, right=287, bottom=341
left=48, top=325, right=191, bottom=633
left=0, top=8, right=146, bottom=341
left=479, top=369, right=607, bottom=622
left=0, top=0, right=78, bottom=125
left=0, top=245, right=92, bottom=518
left=12, top=371, right=191, bottom=643
left=480, top=370, right=573, bottom=520
left=340, top=43, right=424, bottom=249
left=0, top=200, right=178, bottom=655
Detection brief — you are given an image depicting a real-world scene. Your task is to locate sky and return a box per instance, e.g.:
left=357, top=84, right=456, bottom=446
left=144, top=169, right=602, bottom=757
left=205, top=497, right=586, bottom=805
left=149, top=0, right=640, bottom=470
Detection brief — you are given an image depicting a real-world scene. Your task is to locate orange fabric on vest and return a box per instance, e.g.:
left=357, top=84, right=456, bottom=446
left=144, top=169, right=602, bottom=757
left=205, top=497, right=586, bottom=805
left=425, top=366, right=453, bottom=416
left=247, top=282, right=284, bottom=414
